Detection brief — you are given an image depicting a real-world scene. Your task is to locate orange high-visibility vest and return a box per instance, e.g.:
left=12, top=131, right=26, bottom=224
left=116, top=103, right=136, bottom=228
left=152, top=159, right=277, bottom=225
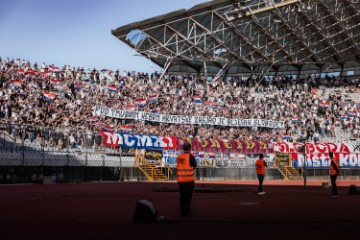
left=256, top=159, right=266, bottom=175
left=176, top=153, right=194, bottom=182
left=330, top=157, right=340, bottom=176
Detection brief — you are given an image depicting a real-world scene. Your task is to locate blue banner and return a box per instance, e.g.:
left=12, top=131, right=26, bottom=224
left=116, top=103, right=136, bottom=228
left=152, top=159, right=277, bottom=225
left=99, top=131, right=176, bottom=149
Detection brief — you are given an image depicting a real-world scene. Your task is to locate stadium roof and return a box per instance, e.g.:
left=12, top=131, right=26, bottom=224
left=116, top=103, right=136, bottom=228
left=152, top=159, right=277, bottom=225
left=112, top=0, right=360, bottom=77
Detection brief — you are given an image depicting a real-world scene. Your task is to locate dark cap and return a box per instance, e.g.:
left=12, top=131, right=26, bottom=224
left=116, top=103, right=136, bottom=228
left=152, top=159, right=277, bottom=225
left=183, top=142, right=192, bottom=151
left=259, top=154, right=264, bottom=159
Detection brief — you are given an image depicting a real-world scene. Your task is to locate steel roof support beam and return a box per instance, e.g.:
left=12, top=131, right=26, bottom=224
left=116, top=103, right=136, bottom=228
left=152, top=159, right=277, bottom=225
left=297, top=11, right=342, bottom=62
left=342, top=0, right=360, bottom=26
left=317, top=0, right=360, bottom=61
left=139, top=29, right=201, bottom=72
left=213, top=62, right=232, bottom=82
left=159, top=57, right=173, bottom=80
left=213, top=11, right=269, bottom=63
left=131, top=25, right=205, bottom=66
left=111, top=0, right=360, bottom=75
left=245, top=16, right=294, bottom=62
left=165, top=24, right=205, bottom=54
left=225, top=0, right=301, bottom=21
left=295, top=20, right=360, bottom=63
left=270, top=5, right=320, bottom=64
left=188, top=16, right=252, bottom=68
left=163, top=23, right=223, bottom=69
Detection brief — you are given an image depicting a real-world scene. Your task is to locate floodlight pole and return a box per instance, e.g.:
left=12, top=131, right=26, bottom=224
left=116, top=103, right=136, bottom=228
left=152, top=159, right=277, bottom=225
left=297, top=137, right=307, bottom=189
left=159, top=57, right=172, bottom=81
left=203, top=61, right=208, bottom=91
left=119, top=147, right=123, bottom=182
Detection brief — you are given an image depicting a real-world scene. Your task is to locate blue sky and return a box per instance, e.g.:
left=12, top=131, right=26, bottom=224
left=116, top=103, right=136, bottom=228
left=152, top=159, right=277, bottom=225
left=0, top=0, right=205, bottom=73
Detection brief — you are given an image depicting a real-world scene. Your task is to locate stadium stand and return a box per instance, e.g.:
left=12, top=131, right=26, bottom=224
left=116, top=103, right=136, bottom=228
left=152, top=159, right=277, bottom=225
left=2, top=0, right=360, bottom=182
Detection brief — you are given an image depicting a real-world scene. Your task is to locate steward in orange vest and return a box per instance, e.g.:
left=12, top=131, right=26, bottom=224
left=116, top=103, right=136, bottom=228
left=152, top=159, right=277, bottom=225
left=329, top=152, right=340, bottom=197
left=256, top=154, right=267, bottom=195
left=176, top=142, right=197, bottom=216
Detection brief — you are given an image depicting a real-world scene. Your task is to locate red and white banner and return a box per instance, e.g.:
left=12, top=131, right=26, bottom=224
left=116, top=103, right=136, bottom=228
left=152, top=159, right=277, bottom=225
left=274, top=142, right=355, bottom=154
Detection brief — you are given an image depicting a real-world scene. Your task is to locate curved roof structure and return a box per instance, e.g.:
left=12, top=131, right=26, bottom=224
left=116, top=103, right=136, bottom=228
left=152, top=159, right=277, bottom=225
left=112, top=0, right=360, bottom=77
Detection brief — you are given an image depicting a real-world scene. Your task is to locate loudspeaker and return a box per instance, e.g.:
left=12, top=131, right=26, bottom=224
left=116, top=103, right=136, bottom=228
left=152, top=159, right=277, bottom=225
left=133, top=199, right=159, bottom=223
left=349, top=185, right=360, bottom=195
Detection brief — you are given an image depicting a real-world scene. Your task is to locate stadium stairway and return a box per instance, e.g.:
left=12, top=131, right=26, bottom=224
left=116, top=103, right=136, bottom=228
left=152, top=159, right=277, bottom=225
left=277, top=166, right=303, bottom=180
left=138, top=163, right=171, bottom=181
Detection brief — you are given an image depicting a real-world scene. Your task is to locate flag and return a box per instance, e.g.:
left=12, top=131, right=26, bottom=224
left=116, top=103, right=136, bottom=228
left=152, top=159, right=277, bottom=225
left=92, top=122, right=104, bottom=128
left=10, top=79, right=22, bottom=88
left=41, top=71, right=51, bottom=76
left=198, top=152, right=205, bottom=158
left=148, top=94, right=158, bottom=103
left=43, top=90, right=56, bottom=101
left=85, top=118, right=97, bottom=123
left=103, top=125, right=113, bottom=132
left=24, top=70, right=38, bottom=75
left=348, top=110, right=356, bottom=117
left=124, top=104, right=136, bottom=111
left=151, top=108, right=161, bottom=114
left=17, top=68, right=25, bottom=74
left=209, top=153, right=216, bottom=159
left=319, top=101, right=330, bottom=108
left=108, top=85, right=117, bottom=93
left=74, top=82, right=84, bottom=90
left=292, top=116, right=299, bottom=123
left=340, top=114, right=348, bottom=120
left=120, top=77, right=128, bottom=82
left=205, top=101, right=221, bottom=110
left=135, top=98, right=147, bottom=106
left=205, top=101, right=217, bottom=106
left=50, top=79, right=63, bottom=85
left=120, top=125, right=132, bottom=133
left=193, top=95, right=201, bottom=103
left=49, top=66, right=60, bottom=72
left=105, top=98, right=117, bottom=105
left=283, top=135, right=292, bottom=139
left=63, top=85, right=70, bottom=92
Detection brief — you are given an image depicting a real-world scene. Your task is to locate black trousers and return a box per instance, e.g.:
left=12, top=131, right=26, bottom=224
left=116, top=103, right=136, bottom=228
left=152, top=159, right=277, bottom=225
left=178, top=181, right=195, bottom=216
left=330, top=174, right=338, bottom=196
left=257, top=174, right=265, bottom=193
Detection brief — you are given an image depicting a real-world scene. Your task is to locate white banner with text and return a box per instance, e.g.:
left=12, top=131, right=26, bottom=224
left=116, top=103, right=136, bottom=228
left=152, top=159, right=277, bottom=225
left=93, top=106, right=284, bottom=129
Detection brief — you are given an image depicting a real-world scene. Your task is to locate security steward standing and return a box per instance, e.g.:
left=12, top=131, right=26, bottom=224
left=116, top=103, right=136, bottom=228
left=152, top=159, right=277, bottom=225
left=176, top=142, right=197, bottom=217
left=256, top=154, right=267, bottom=195
left=329, top=152, right=340, bottom=197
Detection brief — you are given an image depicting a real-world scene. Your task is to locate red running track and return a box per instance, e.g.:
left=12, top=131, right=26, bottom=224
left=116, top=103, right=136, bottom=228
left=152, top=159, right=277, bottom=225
left=1, top=180, right=360, bottom=240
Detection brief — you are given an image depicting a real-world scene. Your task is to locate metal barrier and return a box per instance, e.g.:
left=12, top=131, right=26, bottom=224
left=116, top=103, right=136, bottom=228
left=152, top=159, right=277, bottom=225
left=1, top=123, right=360, bottom=183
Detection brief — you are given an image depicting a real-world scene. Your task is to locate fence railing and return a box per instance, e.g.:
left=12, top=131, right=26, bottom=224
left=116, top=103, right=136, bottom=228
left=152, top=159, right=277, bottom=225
left=0, top=122, right=123, bottom=152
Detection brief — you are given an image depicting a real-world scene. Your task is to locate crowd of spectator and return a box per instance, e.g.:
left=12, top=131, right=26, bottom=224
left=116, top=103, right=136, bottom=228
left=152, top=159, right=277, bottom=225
left=1, top=56, right=360, bottom=151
